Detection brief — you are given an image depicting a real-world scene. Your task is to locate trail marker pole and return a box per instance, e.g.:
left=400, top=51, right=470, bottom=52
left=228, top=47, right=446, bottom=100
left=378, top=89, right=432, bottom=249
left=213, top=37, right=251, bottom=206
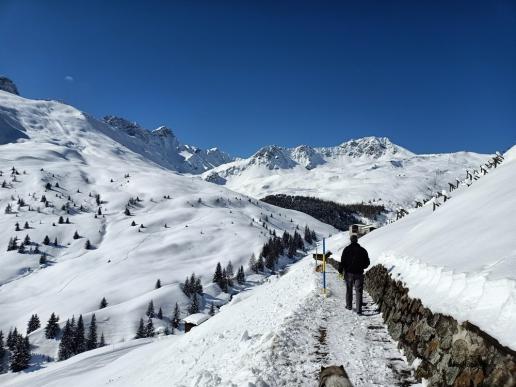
left=323, top=238, right=326, bottom=296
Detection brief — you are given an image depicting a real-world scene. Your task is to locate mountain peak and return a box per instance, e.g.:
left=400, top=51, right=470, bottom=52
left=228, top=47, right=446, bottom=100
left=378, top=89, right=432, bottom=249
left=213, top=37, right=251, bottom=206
left=339, top=136, right=413, bottom=159
left=250, top=145, right=297, bottom=169
left=152, top=126, right=174, bottom=138
left=0, top=76, right=19, bottom=95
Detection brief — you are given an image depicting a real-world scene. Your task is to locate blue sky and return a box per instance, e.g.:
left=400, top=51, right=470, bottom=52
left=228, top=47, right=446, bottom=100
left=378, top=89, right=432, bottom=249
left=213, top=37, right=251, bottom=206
left=0, top=0, right=515, bottom=157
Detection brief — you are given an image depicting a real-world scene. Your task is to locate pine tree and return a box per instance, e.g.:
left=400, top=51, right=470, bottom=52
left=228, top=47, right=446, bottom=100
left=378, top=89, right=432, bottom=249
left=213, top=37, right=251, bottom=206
left=124, top=207, right=131, bottom=216
left=237, top=266, right=245, bottom=284
left=213, top=262, right=223, bottom=285
left=84, top=239, right=91, bottom=249
left=155, top=279, right=161, bottom=289
left=189, top=295, right=200, bottom=314
left=58, top=216, right=64, bottom=224
left=15, top=222, right=20, bottom=231
left=39, top=254, right=47, bottom=265
left=183, top=276, right=191, bottom=297
left=257, top=256, right=265, bottom=272
left=54, top=237, right=58, bottom=247
left=43, top=235, right=50, bottom=245
left=99, top=332, right=106, bottom=347
left=226, top=261, right=234, bottom=279
left=194, top=277, right=203, bottom=294
left=304, top=225, right=313, bottom=244
left=146, top=300, right=155, bottom=318
left=45, top=313, right=60, bottom=339
left=135, top=318, right=146, bottom=339
left=0, top=330, right=5, bottom=364
left=24, top=221, right=29, bottom=229
left=157, top=307, right=163, bottom=320
left=172, top=303, right=180, bottom=329
left=145, top=318, right=155, bottom=337
left=99, top=297, right=108, bottom=309
left=65, top=217, right=70, bottom=224
left=26, top=314, right=41, bottom=334
left=73, top=231, right=80, bottom=239
left=249, top=253, right=257, bottom=273
left=209, top=302, right=215, bottom=316
left=97, top=207, right=102, bottom=216
left=17, top=243, right=25, bottom=254
left=221, top=268, right=228, bottom=292
left=86, top=314, right=97, bottom=351
left=10, top=334, right=30, bottom=372
left=58, top=320, right=74, bottom=361
left=131, top=220, right=136, bottom=226
left=23, top=234, right=30, bottom=245
left=74, top=315, right=86, bottom=354
left=7, top=328, right=16, bottom=351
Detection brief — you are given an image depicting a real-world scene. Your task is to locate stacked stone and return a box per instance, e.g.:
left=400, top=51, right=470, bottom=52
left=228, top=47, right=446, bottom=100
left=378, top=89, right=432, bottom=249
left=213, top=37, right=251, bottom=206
left=365, top=265, right=516, bottom=386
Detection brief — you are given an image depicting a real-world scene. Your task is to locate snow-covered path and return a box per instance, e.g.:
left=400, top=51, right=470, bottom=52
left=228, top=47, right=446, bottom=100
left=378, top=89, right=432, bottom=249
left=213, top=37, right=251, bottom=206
left=270, top=263, right=418, bottom=386
left=1, top=253, right=419, bottom=387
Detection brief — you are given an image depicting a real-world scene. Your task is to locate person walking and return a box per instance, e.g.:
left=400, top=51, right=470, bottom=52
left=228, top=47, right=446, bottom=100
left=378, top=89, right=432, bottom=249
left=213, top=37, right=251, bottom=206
left=338, top=234, right=370, bottom=315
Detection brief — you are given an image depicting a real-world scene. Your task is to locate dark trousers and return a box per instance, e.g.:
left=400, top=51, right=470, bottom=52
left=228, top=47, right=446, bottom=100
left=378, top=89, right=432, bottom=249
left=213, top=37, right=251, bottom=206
left=345, top=272, right=364, bottom=313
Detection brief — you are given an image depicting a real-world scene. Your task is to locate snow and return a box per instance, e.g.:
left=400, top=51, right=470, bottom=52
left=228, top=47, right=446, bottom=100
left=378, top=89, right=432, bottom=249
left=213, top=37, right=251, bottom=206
left=204, top=139, right=489, bottom=209
left=1, top=87, right=513, bottom=385
left=0, top=252, right=419, bottom=387
left=333, top=146, right=516, bottom=349
left=0, top=90, right=336, bottom=360
left=183, top=313, right=210, bottom=325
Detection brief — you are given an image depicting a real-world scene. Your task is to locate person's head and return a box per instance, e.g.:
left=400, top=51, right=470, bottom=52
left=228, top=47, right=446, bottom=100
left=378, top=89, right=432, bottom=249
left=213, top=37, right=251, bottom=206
left=350, top=234, right=358, bottom=244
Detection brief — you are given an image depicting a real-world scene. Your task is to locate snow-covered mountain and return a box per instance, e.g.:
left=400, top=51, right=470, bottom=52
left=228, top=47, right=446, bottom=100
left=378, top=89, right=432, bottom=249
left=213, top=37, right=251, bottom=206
left=203, top=137, right=489, bottom=209
left=2, top=142, right=513, bottom=387
left=0, top=89, right=337, bottom=372
left=102, top=115, right=233, bottom=174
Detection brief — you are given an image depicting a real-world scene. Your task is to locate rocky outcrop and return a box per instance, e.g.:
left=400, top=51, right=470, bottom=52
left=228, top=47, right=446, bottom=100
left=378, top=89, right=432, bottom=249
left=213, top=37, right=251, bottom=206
left=0, top=77, right=19, bottom=95
left=365, top=264, right=516, bottom=386
left=101, top=115, right=232, bottom=173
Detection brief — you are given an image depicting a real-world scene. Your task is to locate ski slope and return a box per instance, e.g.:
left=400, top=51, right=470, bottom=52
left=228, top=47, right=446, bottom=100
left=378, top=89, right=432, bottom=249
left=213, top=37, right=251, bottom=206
left=204, top=139, right=488, bottom=208
left=0, top=90, right=337, bottom=363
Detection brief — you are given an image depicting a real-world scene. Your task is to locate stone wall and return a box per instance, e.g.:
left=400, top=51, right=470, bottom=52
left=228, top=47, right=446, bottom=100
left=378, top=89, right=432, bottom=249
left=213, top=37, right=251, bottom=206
left=364, top=264, right=516, bottom=386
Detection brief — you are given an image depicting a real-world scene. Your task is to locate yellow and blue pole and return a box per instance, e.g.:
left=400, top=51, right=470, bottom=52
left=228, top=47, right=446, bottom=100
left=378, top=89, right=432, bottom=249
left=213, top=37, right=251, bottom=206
left=322, top=238, right=326, bottom=295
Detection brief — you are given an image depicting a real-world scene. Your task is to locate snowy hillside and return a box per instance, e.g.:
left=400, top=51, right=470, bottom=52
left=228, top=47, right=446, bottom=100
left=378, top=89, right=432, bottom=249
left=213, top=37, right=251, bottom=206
left=338, top=146, right=516, bottom=349
left=0, top=90, right=337, bottom=367
left=204, top=137, right=489, bottom=208
left=0, top=247, right=419, bottom=387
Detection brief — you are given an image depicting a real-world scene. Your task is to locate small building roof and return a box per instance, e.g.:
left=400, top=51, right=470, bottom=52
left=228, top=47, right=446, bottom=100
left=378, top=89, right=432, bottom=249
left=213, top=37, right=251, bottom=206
left=183, top=313, right=210, bottom=325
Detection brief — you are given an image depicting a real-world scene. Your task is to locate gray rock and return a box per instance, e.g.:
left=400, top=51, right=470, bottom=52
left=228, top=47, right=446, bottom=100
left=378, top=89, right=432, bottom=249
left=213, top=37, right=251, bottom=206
left=0, top=76, right=19, bottom=95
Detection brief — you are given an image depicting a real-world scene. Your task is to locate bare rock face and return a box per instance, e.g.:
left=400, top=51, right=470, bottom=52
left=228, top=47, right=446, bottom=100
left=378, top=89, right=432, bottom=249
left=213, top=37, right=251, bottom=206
left=0, top=76, right=19, bottom=95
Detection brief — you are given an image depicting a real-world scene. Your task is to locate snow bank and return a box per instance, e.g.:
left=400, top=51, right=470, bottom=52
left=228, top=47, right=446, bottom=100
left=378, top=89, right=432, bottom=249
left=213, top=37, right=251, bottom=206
left=359, top=146, right=516, bottom=349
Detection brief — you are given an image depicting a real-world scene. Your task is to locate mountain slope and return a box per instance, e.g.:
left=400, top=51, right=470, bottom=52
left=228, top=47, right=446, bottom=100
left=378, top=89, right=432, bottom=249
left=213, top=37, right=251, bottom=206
left=102, top=115, right=232, bottom=174
left=351, top=146, right=516, bottom=349
left=204, top=137, right=489, bottom=209
left=0, top=90, right=336, bottom=363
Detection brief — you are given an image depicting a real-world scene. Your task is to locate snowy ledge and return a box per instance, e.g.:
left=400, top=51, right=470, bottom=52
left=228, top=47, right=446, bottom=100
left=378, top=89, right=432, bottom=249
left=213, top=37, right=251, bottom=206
left=376, top=253, right=516, bottom=350
left=365, top=264, right=516, bottom=386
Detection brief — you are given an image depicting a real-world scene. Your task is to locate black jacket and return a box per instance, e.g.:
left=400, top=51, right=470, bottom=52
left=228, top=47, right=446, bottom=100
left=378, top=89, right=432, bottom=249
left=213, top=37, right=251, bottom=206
left=338, top=242, right=370, bottom=275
